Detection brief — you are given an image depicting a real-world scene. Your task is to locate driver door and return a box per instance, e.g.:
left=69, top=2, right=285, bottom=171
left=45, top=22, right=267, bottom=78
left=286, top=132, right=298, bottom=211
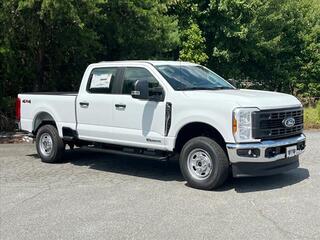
left=111, top=67, right=166, bottom=149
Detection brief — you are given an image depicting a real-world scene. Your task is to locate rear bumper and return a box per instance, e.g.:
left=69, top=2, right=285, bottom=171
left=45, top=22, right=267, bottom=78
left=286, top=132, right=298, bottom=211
left=226, top=134, right=306, bottom=177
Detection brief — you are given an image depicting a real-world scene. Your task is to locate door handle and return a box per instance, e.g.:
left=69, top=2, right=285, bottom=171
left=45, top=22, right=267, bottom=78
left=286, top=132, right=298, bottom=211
left=79, top=102, right=89, bottom=108
left=115, top=104, right=126, bottom=110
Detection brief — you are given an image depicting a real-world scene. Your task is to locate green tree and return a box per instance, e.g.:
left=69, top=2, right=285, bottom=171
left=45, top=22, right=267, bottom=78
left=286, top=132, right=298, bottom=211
left=0, top=0, right=180, bottom=97
left=1, top=0, right=320, bottom=118
left=0, top=0, right=103, bottom=95
left=99, top=0, right=180, bottom=60
left=179, top=22, right=208, bottom=64
left=298, top=0, right=320, bottom=99
left=170, top=0, right=320, bottom=96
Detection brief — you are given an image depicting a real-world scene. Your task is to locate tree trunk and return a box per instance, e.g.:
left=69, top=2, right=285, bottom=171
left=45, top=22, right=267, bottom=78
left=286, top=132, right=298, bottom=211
left=35, top=46, right=44, bottom=92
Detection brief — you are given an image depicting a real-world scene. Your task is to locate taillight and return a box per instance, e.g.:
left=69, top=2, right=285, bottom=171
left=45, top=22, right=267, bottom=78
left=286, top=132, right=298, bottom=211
left=16, top=97, right=21, bottom=121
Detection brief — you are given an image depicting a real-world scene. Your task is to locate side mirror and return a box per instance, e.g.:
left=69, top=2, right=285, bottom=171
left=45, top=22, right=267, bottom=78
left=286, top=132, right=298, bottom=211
left=149, top=87, right=165, bottom=101
left=131, top=80, right=149, bottom=100
left=227, top=79, right=236, bottom=87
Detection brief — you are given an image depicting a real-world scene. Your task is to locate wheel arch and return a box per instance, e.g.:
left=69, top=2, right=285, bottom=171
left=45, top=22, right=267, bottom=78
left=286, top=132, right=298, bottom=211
left=32, top=111, right=57, bottom=135
left=174, top=122, right=227, bottom=154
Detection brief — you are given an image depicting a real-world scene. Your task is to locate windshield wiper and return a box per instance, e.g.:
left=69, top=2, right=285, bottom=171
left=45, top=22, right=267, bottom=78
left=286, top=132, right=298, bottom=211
left=180, top=86, right=233, bottom=91
left=212, top=86, right=236, bottom=90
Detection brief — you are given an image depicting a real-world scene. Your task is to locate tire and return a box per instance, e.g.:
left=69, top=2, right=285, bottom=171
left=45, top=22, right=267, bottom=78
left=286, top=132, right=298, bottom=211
left=36, top=125, right=64, bottom=163
left=179, top=136, right=229, bottom=190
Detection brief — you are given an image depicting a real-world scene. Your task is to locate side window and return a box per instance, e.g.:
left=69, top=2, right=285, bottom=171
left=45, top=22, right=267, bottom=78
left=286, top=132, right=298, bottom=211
left=87, top=68, right=117, bottom=94
left=122, top=67, right=160, bottom=95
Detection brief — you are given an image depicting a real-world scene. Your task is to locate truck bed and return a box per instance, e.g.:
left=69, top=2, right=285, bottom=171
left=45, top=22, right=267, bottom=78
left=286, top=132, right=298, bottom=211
left=18, top=92, right=77, bottom=136
left=21, top=92, right=78, bottom=96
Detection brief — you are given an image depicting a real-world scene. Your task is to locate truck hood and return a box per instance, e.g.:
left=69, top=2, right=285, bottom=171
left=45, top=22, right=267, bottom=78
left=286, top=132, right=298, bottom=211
left=182, top=89, right=302, bottom=110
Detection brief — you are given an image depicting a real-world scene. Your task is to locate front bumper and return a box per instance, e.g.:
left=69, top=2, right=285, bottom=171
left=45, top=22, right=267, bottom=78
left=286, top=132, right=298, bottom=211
left=226, top=134, right=306, bottom=177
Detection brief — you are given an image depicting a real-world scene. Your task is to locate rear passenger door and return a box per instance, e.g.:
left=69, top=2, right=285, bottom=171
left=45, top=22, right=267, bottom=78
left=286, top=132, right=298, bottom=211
left=76, top=67, right=120, bottom=142
left=111, top=67, right=166, bottom=149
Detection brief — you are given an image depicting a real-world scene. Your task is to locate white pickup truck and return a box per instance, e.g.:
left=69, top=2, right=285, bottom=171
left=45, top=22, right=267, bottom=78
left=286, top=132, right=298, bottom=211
left=17, top=61, right=306, bottom=189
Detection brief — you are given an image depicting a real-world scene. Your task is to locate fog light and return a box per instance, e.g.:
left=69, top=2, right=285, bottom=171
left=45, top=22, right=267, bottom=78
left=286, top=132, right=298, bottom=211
left=297, top=141, right=305, bottom=151
left=265, top=147, right=281, bottom=158
left=237, top=148, right=260, bottom=158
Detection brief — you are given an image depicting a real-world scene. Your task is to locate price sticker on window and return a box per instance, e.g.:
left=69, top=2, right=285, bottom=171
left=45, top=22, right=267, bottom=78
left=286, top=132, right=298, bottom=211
left=91, top=73, right=112, bottom=88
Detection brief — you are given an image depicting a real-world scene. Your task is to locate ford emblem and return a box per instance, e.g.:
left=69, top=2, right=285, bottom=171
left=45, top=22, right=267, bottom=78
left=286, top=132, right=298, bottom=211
left=282, top=117, right=295, bottom=128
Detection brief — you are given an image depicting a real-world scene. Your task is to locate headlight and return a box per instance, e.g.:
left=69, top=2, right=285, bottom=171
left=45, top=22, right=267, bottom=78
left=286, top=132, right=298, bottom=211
left=232, top=108, right=259, bottom=142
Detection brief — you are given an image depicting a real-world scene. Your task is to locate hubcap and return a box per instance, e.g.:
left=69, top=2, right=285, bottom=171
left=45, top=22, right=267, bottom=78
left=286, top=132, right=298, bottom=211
left=187, top=148, right=213, bottom=180
left=39, top=133, right=53, bottom=156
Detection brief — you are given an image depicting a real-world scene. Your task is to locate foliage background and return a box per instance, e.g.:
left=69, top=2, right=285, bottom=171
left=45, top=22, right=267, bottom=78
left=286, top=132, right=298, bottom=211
left=1, top=0, right=319, bottom=131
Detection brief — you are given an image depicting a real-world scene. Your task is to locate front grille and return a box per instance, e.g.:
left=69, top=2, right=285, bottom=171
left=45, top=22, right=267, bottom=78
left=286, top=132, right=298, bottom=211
left=252, top=108, right=304, bottom=140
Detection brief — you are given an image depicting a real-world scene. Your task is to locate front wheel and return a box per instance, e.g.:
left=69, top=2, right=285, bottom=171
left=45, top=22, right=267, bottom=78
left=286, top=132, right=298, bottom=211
left=36, top=125, right=65, bottom=163
left=179, top=136, right=229, bottom=190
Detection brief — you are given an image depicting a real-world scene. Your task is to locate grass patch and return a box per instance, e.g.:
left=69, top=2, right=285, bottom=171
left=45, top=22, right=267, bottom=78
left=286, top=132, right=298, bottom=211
left=304, top=102, right=320, bottom=129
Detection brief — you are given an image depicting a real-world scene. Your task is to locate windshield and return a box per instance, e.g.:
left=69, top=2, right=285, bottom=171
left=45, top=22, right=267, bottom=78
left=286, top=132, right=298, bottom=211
left=155, top=65, right=234, bottom=90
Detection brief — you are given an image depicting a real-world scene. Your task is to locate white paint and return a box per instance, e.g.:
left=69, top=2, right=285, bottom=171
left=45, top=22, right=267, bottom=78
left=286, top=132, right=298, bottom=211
left=19, top=60, right=302, bottom=151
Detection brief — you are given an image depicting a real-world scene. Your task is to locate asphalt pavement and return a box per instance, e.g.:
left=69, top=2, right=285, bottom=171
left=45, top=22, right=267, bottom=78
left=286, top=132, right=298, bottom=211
left=0, top=131, right=319, bottom=240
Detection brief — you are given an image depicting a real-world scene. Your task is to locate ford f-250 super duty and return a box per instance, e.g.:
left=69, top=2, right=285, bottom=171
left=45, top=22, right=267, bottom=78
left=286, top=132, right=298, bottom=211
left=16, top=61, right=306, bottom=190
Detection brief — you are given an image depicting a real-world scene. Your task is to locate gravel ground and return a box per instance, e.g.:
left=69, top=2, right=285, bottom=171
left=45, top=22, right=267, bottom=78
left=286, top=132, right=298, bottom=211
left=0, top=131, right=319, bottom=240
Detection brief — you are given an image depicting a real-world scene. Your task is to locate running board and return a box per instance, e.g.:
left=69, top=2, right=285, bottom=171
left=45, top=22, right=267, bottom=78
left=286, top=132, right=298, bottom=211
left=84, top=147, right=171, bottom=161
left=63, top=136, right=76, bottom=141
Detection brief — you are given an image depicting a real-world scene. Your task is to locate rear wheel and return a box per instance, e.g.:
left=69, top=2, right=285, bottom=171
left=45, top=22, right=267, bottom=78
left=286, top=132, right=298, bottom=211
left=179, top=136, right=229, bottom=190
left=36, top=125, right=64, bottom=163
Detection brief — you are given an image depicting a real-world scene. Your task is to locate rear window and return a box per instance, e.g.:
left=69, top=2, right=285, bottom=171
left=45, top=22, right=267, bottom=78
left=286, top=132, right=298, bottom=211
left=87, top=68, right=117, bottom=94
